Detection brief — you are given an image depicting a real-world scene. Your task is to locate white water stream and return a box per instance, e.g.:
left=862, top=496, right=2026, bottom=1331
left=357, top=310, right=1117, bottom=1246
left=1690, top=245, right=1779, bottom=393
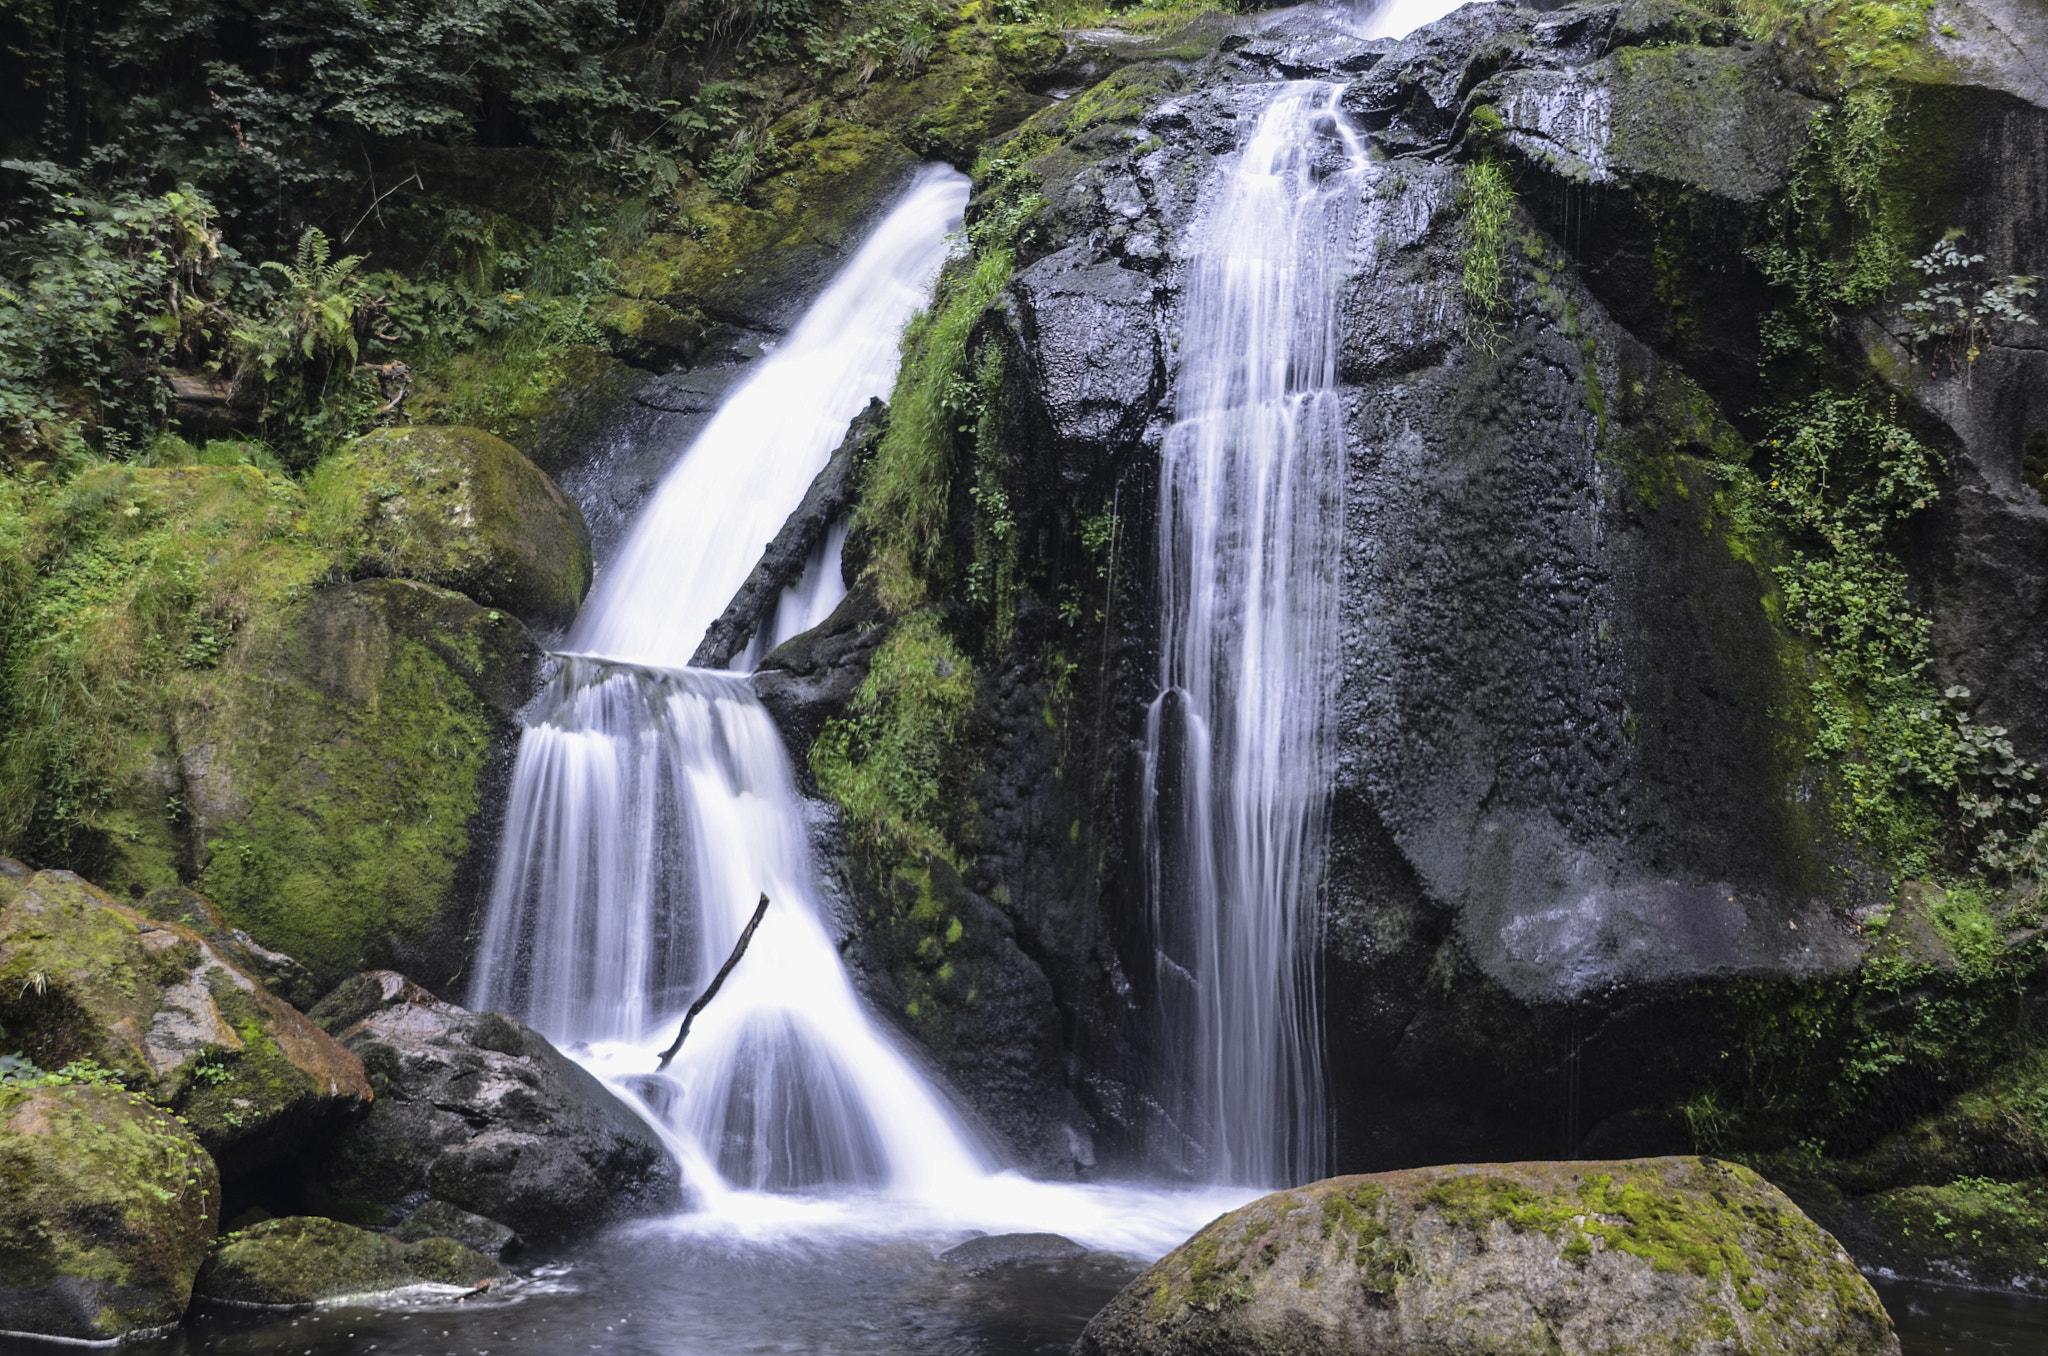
left=470, top=166, right=1251, bottom=1254
left=1142, top=82, right=1365, bottom=1187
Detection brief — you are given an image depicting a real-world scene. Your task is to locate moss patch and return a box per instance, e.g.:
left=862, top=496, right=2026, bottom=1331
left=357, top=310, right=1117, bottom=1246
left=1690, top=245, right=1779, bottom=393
left=195, top=1215, right=505, bottom=1308
left=0, top=1081, right=219, bottom=1342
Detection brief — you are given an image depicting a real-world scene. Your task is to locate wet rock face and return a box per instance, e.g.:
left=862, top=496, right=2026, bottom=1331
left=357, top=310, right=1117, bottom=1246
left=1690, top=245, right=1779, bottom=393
left=0, top=1082, right=220, bottom=1344
left=304, top=971, right=681, bottom=1238
left=0, top=871, right=372, bottom=1178
left=1076, top=1157, right=1899, bottom=1356
left=193, top=1215, right=507, bottom=1308
left=806, top=0, right=2048, bottom=1179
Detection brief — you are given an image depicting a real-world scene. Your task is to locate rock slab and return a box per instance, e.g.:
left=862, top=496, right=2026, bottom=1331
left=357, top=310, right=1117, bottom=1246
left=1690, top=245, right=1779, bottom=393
left=195, top=1215, right=506, bottom=1308
left=0, top=1082, right=220, bottom=1343
left=0, top=871, right=372, bottom=1177
left=307, top=971, right=681, bottom=1237
left=1075, top=1157, right=1899, bottom=1356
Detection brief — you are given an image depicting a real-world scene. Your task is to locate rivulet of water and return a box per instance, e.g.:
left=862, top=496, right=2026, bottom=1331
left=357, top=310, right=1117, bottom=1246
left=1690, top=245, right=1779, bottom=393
left=1141, top=81, right=1365, bottom=1187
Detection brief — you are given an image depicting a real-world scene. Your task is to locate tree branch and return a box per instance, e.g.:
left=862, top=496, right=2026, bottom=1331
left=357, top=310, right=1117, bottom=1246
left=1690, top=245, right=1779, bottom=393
left=656, top=893, right=769, bottom=1070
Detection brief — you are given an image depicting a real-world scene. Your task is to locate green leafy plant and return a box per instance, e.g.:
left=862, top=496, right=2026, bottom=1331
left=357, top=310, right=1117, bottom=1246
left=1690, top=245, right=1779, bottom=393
left=229, top=228, right=389, bottom=460
left=1900, top=231, right=2038, bottom=386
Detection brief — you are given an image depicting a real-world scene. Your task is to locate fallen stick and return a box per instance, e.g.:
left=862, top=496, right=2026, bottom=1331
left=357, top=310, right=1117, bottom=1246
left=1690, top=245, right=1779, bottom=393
left=656, top=893, right=769, bottom=1070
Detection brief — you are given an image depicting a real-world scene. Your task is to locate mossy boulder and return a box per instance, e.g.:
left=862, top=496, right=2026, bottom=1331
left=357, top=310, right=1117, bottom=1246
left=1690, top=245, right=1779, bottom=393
left=194, top=1215, right=506, bottom=1308
left=0, top=1081, right=220, bottom=1343
left=304, top=971, right=680, bottom=1237
left=138, top=883, right=322, bottom=1012
left=1075, top=1158, right=1898, bottom=1356
left=181, top=577, right=542, bottom=987
left=0, top=462, right=545, bottom=993
left=309, top=424, right=593, bottom=629
left=0, top=870, right=372, bottom=1177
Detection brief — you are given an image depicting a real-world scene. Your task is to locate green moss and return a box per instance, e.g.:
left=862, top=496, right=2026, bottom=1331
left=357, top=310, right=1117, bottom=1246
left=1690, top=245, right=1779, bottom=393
left=304, top=424, right=592, bottom=626
left=812, top=611, right=977, bottom=863
left=862, top=249, right=1015, bottom=610
left=0, top=1081, right=218, bottom=1339
left=1866, top=1177, right=2048, bottom=1278
left=196, top=1215, right=503, bottom=1307
left=192, top=587, right=508, bottom=980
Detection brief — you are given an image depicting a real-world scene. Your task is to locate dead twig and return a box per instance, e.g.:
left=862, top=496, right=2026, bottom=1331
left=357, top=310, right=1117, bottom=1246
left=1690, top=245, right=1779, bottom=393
left=656, top=893, right=769, bottom=1070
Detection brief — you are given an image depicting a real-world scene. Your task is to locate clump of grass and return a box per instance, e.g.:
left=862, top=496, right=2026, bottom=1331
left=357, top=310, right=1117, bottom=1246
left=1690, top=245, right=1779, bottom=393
left=1460, top=156, right=1515, bottom=351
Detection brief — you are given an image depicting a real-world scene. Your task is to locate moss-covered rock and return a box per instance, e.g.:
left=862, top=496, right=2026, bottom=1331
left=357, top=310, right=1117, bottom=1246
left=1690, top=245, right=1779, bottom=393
left=308, top=425, right=593, bottom=629
left=1076, top=1158, right=1898, bottom=1356
left=0, top=856, right=26, bottom=907
left=390, top=1198, right=520, bottom=1259
left=0, top=870, right=372, bottom=1177
left=0, top=1081, right=220, bottom=1343
left=183, top=577, right=541, bottom=986
left=193, top=1215, right=506, bottom=1308
left=139, top=883, right=323, bottom=1012
left=0, top=462, right=545, bottom=993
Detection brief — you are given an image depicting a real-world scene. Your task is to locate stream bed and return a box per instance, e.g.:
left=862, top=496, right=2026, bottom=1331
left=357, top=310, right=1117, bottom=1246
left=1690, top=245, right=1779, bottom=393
left=129, top=1229, right=2048, bottom=1356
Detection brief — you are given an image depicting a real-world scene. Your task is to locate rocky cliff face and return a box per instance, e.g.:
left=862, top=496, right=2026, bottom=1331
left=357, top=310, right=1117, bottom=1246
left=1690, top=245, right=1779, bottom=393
left=750, top=0, right=2048, bottom=1189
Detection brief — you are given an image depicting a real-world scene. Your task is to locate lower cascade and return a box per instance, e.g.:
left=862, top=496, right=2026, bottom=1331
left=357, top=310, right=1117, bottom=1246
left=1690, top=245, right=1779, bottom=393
left=1143, top=80, right=1364, bottom=1187
left=472, top=168, right=997, bottom=1209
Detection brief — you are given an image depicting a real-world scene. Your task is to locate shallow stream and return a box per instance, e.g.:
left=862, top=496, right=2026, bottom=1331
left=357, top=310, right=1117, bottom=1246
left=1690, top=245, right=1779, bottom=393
left=129, top=1233, right=2048, bottom=1356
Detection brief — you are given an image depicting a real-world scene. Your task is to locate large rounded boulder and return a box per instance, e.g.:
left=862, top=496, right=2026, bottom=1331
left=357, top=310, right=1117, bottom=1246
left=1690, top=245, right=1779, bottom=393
left=308, top=424, right=593, bottom=629
left=0, top=871, right=372, bottom=1177
left=1076, top=1158, right=1899, bottom=1356
left=0, top=1081, right=220, bottom=1343
left=305, top=971, right=680, bottom=1237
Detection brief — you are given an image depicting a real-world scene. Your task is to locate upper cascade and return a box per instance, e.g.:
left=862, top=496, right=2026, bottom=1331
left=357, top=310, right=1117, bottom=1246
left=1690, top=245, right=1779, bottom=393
left=565, top=167, right=967, bottom=669
left=472, top=169, right=994, bottom=1204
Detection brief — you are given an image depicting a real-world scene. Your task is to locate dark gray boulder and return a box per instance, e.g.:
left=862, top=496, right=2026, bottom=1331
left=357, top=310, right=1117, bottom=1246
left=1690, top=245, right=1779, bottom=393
left=304, top=971, right=681, bottom=1238
left=938, top=1232, right=1089, bottom=1274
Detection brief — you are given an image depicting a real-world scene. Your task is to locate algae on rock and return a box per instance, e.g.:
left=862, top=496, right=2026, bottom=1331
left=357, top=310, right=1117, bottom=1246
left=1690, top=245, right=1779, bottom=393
left=193, top=1215, right=506, bottom=1309
left=306, top=425, right=593, bottom=629
left=1077, top=1158, right=1899, bottom=1356
left=0, top=1081, right=220, bottom=1344
left=0, top=457, right=554, bottom=987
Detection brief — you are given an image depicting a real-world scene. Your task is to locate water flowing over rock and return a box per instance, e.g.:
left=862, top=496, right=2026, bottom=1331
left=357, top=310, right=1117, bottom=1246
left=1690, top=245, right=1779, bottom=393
left=470, top=168, right=1003, bottom=1210
left=0, top=870, right=372, bottom=1177
left=1139, top=78, right=1365, bottom=1187
left=1075, top=1157, right=1900, bottom=1356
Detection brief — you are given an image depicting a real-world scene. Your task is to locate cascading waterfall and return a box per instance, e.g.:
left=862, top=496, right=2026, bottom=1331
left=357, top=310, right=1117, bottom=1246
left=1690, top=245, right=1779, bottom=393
left=472, top=167, right=991, bottom=1202
left=1142, top=81, right=1365, bottom=1187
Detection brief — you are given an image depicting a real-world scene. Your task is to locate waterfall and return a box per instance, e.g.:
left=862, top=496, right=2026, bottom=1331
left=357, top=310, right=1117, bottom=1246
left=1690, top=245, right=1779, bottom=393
left=472, top=167, right=991, bottom=1201
left=1142, top=82, right=1365, bottom=1187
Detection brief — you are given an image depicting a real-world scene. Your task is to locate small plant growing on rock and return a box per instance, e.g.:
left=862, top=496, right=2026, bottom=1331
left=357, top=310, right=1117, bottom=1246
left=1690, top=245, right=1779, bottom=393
left=1459, top=155, right=1515, bottom=353
left=1900, top=231, right=2038, bottom=387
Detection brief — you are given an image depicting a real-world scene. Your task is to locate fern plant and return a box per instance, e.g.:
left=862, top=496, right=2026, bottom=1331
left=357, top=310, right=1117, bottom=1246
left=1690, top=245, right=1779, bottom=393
left=230, top=229, right=388, bottom=460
